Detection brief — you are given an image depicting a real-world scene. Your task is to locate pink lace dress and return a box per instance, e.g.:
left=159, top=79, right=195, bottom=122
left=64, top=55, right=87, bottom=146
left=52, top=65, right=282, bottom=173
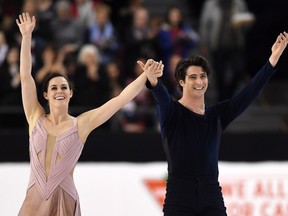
left=18, top=115, right=84, bottom=216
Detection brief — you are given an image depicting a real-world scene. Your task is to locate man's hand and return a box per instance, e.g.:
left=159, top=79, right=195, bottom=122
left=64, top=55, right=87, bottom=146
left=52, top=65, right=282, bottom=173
left=269, top=31, right=288, bottom=67
left=137, top=59, right=164, bottom=87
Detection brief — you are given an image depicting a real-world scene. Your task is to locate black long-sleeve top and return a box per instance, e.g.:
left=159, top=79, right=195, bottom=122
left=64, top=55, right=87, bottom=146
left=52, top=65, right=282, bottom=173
left=148, top=61, right=276, bottom=177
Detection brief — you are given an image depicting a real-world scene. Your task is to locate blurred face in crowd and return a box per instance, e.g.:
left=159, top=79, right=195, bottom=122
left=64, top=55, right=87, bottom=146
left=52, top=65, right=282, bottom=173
left=0, top=31, right=7, bottom=45
left=7, top=47, right=19, bottom=64
left=83, top=51, right=98, bottom=66
left=167, top=7, right=183, bottom=26
left=169, top=54, right=181, bottom=80
left=78, top=45, right=100, bottom=66
left=42, top=45, right=57, bottom=64
left=95, top=5, right=111, bottom=26
left=22, top=0, right=37, bottom=16
left=107, top=63, right=120, bottom=80
left=56, top=0, right=71, bottom=20
left=133, top=8, right=149, bottom=28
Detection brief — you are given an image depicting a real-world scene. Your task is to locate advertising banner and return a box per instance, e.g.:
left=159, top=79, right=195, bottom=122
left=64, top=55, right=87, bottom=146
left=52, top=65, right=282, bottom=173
left=1, top=162, right=288, bottom=216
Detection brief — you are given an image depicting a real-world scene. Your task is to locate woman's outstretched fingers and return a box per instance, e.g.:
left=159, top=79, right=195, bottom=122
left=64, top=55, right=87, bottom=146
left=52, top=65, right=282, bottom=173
left=26, top=13, right=30, bottom=22
left=137, top=60, right=145, bottom=70
left=19, top=14, right=24, bottom=23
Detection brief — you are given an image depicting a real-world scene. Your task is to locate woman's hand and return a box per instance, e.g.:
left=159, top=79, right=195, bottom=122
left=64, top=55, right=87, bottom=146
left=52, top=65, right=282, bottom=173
left=16, top=13, right=36, bottom=36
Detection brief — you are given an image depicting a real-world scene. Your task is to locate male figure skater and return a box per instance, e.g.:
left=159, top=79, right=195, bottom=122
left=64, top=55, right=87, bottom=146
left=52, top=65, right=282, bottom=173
left=139, top=32, right=288, bottom=216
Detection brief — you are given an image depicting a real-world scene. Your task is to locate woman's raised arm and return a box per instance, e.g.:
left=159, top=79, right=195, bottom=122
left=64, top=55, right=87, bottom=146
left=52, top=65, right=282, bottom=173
left=78, top=59, right=163, bottom=142
left=16, top=13, right=45, bottom=131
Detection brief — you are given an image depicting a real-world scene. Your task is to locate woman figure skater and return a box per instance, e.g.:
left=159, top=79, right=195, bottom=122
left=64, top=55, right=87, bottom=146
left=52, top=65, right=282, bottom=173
left=16, top=13, right=163, bottom=216
left=140, top=31, right=288, bottom=215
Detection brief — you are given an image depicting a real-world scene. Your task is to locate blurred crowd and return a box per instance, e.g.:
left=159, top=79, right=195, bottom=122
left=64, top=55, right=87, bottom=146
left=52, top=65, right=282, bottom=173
left=0, top=0, right=255, bottom=132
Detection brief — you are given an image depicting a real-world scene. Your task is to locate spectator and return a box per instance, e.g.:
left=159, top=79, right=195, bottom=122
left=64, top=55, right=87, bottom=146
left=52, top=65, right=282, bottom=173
left=73, top=44, right=109, bottom=107
left=34, top=43, right=66, bottom=105
left=34, top=0, right=55, bottom=45
left=21, top=0, right=37, bottom=17
left=106, top=61, right=125, bottom=98
left=199, top=0, right=255, bottom=101
left=164, top=53, right=182, bottom=100
left=117, top=0, right=144, bottom=43
left=1, top=14, right=19, bottom=47
left=0, top=46, right=21, bottom=105
left=87, top=3, right=119, bottom=64
left=71, top=0, right=96, bottom=29
left=0, top=31, right=9, bottom=67
left=119, top=57, right=155, bottom=132
left=51, top=0, right=84, bottom=55
left=157, top=6, right=199, bottom=79
left=51, top=0, right=85, bottom=84
left=121, top=6, right=159, bottom=78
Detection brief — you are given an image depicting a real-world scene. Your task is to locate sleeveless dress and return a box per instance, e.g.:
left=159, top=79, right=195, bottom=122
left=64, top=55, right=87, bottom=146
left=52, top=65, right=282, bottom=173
left=18, top=115, right=84, bottom=216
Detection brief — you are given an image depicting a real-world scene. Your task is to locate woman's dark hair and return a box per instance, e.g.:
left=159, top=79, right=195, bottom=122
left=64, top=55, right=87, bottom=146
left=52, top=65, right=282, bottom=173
left=42, top=72, right=72, bottom=93
left=174, top=55, right=211, bottom=92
